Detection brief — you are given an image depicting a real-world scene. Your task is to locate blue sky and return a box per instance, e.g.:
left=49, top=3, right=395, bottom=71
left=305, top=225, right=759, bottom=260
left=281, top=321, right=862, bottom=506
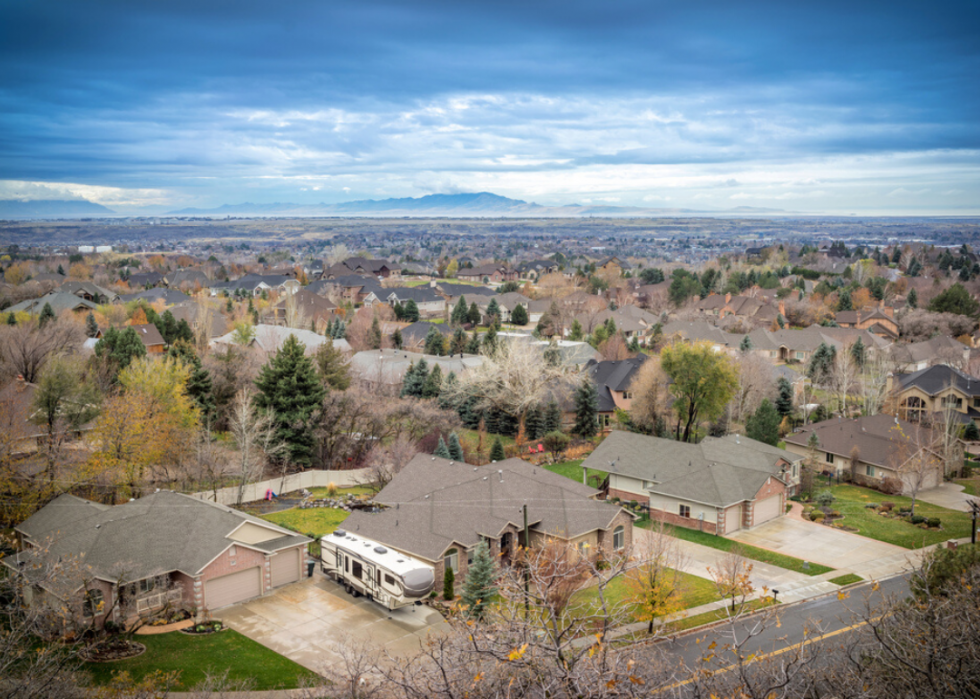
left=1, top=0, right=978, bottom=214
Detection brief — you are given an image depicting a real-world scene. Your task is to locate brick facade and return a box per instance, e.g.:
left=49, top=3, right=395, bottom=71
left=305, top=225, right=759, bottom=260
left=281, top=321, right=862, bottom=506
left=742, top=476, right=786, bottom=528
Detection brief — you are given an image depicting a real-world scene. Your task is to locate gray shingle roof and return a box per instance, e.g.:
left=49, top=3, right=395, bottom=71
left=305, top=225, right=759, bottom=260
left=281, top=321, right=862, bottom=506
left=895, top=364, right=980, bottom=396
left=342, top=455, right=626, bottom=562
left=784, top=414, right=935, bottom=469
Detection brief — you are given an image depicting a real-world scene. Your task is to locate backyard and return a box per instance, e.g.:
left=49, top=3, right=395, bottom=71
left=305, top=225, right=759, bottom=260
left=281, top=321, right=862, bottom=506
left=823, top=484, right=973, bottom=548
left=257, top=485, right=369, bottom=538
left=544, top=459, right=609, bottom=489
left=83, top=630, right=318, bottom=690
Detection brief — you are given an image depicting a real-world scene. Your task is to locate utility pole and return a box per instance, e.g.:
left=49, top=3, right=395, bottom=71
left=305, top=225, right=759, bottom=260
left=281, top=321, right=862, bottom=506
left=523, top=503, right=530, bottom=616
left=969, top=500, right=979, bottom=546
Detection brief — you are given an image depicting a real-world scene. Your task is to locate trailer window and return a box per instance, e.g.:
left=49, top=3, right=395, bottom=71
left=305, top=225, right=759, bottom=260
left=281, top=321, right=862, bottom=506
left=352, top=560, right=363, bottom=580
left=385, top=574, right=396, bottom=586
left=377, top=569, right=381, bottom=585
left=344, top=556, right=349, bottom=573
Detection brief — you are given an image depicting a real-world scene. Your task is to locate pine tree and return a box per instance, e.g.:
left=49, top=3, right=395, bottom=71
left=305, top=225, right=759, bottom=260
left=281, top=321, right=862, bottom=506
left=466, top=332, right=481, bottom=354
left=746, top=399, right=781, bottom=446
left=739, top=335, right=753, bottom=353
left=439, top=372, right=458, bottom=410
left=95, top=326, right=147, bottom=378
left=400, top=359, right=428, bottom=398
left=544, top=400, right=562, bottom=433
left=313, top=338, right=351, bottom=391
left=569, top=319, right=584, bottom=341
left=483, top=325, right=498, bottom=353
left=443, top=565, right=455, bottom=601
left=451, top=327, right=466, bottom=355
left=38, top=302, right=55, bottom=328
left=573, top=377, right=599, bottom=438
left=452, top=296, right=468, bottom=325
left=422, top=364, right=443, bottom=399
left=424, top=326, right=445, bottom=356
left=402, top=299, right=420, bottom=323
left=392, top=328, right=403, bottom=349
left=168, top=340, right=215, bottom=419
left=57, top=264, right=65, bottom=276
left=775, top=377, right=793, bottom=416
left=175, top=319, right=193, bottom=344
left=467, top=302, right=481, bottom=325
left=628, top=335, right=641, bottom=353
left=368, top=316, right=382, bottom=349
left=489, top=436, right=506, bottom=461
left=159, top=310, right=178, bottom=344
left=907, top=288, right=918, bottom=309
left=510, top=303, right=528, bottom=326
left=448, top=432, right=465, bottom=461
left=6, top=312, right=16, bottom=326
left=850, top=336, right=866, bottom=367
left=434, top=435, right=451, bottom=459
left=85, top=312, right=99, bottom=338
left=486, top=298, right=501, bottom=324
left=460, top=540, right=497, bottom=619
left=253, top=334, right=326, bottom=467
left=837, top=289, right=853, bottom=311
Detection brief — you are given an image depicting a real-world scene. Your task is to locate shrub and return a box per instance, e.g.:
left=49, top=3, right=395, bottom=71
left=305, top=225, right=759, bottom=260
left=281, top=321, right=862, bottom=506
left=815, top=490, right=835, bottom=507
left=865, top=502, right=879, bottom=509
left=880, top=477, right=904, bottom=495
left=899, top=506, right=911, bottom=514
left=962, top=464, right=973, bottom=477
left=910, top=514, right=926, bottom=525
left=326, top=482, right=338, bottom=497
left=610, top=497, right=620, bottom=503
left=810, top=511, right=825, bottom=522
left=881, top=501, right=895, bottom=511
left=828, top=510, right=840, bottom=518
left=927, top=517, right=941, bottom=528
left=443, top=566, right=455, bottom=601
left=629, top=500, right=638, bottom=510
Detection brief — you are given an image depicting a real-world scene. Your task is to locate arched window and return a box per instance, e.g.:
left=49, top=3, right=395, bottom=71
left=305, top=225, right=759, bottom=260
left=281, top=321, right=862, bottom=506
left=903, top=396, right=924, bottom=421
left=444, top=548, right=458, bottom=573
left=613, top=526, right=625, bottom=551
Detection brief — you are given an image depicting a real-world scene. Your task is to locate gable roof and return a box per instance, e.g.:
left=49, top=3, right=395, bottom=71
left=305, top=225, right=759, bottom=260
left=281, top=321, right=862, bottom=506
left=341, top=455, right=625, bottom=562
left=129, top=323, right=166, bottom=348
left=784, top=414, right=936, bottom=469
left=890, top=335, right=967, bottom=365
left=582, top=431, right=797, bottom=508
left=7, top=292, right=99, bottom=315
left=894, top=364, right=980, bottom=397
left=588, top=356, right=648, bottom=412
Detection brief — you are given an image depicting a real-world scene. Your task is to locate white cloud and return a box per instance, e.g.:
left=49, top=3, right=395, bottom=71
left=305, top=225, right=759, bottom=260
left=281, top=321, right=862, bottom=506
left=0, top=180, right=175, bottom=208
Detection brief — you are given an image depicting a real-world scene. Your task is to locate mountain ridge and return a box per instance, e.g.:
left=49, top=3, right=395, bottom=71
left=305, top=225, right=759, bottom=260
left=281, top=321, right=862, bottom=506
left=0, top=199, right=115, bottom=218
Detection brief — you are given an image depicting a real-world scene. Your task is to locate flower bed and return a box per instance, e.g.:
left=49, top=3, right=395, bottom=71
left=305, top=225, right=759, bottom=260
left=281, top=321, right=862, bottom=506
left=79, top=638, right=146, bottom=663
left=180, top=621, right=224, bottom=635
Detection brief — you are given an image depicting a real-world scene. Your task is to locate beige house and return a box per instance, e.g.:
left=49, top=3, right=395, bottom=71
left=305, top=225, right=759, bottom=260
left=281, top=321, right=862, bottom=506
left=784, top=415, right=943, bottom=493
left=889, top=364, right=980, bottom=429
left=582, top=432, right=800, bottom=535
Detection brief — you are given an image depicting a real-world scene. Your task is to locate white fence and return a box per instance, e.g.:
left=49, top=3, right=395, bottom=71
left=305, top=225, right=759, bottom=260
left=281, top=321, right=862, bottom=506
left=189, top=468, right=373, bottom=507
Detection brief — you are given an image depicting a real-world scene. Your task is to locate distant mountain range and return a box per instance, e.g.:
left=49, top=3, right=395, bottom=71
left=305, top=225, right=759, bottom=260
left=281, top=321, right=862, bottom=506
left=168, top=192, right=788, bottom=218
left=0, top=199, right=115, bottom=218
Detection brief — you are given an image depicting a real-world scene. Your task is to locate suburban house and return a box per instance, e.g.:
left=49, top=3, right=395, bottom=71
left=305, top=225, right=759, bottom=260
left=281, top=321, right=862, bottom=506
left=457, top=264, right=518, bottom=284
left=211, top=325, right=351, bottom=356
left=349, top=349, right=482, bottom=388
left=4, top=491, right=310, bottom=626
left=530, top=339, right=599, bottom=369
left=309, top=275, right=385, bottom=306
left=326, top=257, right=401, bottom=279
left=210, top=274, right=300, bottom=297
left=168, top=301, right=230, bottom=339
left=596, top=257, right=630, bottom=276
left=118, top=288, right=191, bottom=306
left=164, top=270, right=211, bottom=291
left=59, top=281, right=118, bottom=303
left=834, top=307, right=899, bottom=340
left=6, top=292, right=98, bottom=316
left=517, top=259, right=559, bottom=280
left=129, top=324, right=166, bottom=354
left=399, top=321, right=454, bottom=351
left=889, top=364, right=980, bottom=428
left=889, top=335, right=970, bottom=372
left=385, top=287, right=447, bottom=317
left=784, top=414, right=943, bottom=493
left=694, top=293, right=783, bottom=325
left=582, top=431, right=801, bottom=534
left=585, top=355, right=649, bottom=428
left=128, top=272, right=165, bottom=288
left=263, top=288, right=339, bottom=330
left=341, top=455, right=635, bottom=593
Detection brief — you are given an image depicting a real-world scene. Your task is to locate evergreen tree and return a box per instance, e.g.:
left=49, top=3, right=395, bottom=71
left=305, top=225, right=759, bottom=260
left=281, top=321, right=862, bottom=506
left=836, top=289, right=853, bottom=312
left=891, top=247, right=902, bottom=264
left=95, top=326, right=147, bottom=378
left=850, top=336, right=866, bottom=367
left=568, top=319, right=584, bottom=341
left=525, top=405, right=545, bottom=440
left=483, top=325, right=498, bottom=353
left=253, top=334, right=326, bottom=468
left=963, top=422, right=980, bottom=441
left=486, top=298, right=501, bottom=324
left=628, top=335, right=641, bottom=353
left=422, top=364, right=443, bottom=399
left=226, top=298, right=234, bottom=313
left=775, top=377, right=794, bottom=417
left=739, top=335, right=753, bottom=353
left=400, top=358, right=428, bottom=398
left=907, top=288, right=918, bottom=309
left=85, top=312, right=99, bottom=338
left=451, top=296, right=468, bottom=325
left=573, top=377, right=599, bottom=438
left=928, top=282, right=979, bottom=317
left=466, top=332, right=481, bottom=354
left=443, top=566, right=455, bottom=601
left=510, top=303, right=529, bottom=326
left=746, top=399, right=781, bottom=446
left=448, top=432, right=465, bottom=461
left=313, top=338, right=351, bottom=391
left=604, top=317, right=617, bottom=336
left=807, top=342, right=837, bottom=383
left=368, top=316, right=383, bottom=349
left=544, top=400, right=562, bottom=433
left=489, top=436, right=506, bottom=461
left=175, top=319, right=193, bottom=343
left=438, top=372, right=458, bottom=410
left=38, top=302, right=55, bottom=328
left=467, top=302, right=481, bottom=325
left=451, top=327, right=466, bottom=355
left=392, top=302, right=404, bottom=321
left=402, top=299, right=420, bottom=323
left=159, top=310, right=178, bottom=344
left=57, top=264, right=65, bottom=276
left=424, top=326, right=445, bottom=355
left=6, top=312, right=16, bottom=326
left=392, top=328, right=403, bottom=349
left=460, top=540, right=497, bottom=619
left=168, top=340, right=215, bottom=419
left=434, top=435, right=451, bottom=458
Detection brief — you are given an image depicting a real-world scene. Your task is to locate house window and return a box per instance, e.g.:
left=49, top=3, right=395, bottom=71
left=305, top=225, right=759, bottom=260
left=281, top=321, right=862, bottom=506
left=942, top=395, right=963, bottom=409
left=826, top=453, right=835, bottom=464
left=792, top=463, right=799, bottom=478
left=679, top=504, right=691, bottom=518
left=613, top=526, right=625, bottom=550
left=623, top=391, right=633, bottom=400
left=578, top=541, right=589, bottom=556
left=865, top=465, right=875, bottom=477
left=795, top=351, right=805, bottom=360
left=83, top=589, right=104, bottom=618
left=974, top=398, right=980, bottom=409
left=229, top=545, right=236, bottom=557
left=444, top=548, right=459, bottom=573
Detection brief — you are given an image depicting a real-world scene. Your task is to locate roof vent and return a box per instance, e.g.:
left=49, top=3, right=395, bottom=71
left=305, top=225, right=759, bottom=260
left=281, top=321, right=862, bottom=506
left=333, top=529, right=346, bottom=537
left=374, top=546, right=387, bottom=554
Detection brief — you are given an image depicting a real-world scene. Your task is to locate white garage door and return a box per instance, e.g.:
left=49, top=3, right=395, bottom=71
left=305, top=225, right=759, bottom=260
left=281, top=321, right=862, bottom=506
left=754, top=495, right=782, bottom=526
left=271, top=548, right=300, bottom=588
left=206, top=567, right=261, bottom=610
left=725, top=505, right=742, bottom=534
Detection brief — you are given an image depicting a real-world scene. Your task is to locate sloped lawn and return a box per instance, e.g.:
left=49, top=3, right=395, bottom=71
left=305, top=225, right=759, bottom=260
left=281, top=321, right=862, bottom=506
left=262, top=507, right=350, bottom=538
left=828, top=484, right=973, bottom=548
left=572, top=569, right=721, bottom=624
left=544, top=460, right=609, bottom=488
left=83, top=630, right=318, bottom=690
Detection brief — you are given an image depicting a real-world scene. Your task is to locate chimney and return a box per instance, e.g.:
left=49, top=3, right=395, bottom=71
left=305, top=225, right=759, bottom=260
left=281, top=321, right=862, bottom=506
left=725, top=292, right=731, bottom=304
left=778, top=300, right=785, bottom=317
left=16, top=374, right=24, bottom=382
left=855, top=311, right=861, bottom=326
left=882, top=306, right=894, bottom=319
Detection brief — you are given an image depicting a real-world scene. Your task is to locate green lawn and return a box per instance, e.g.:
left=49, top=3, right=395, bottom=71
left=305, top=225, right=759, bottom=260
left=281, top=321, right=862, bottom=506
left=572, top=569, right=721, bottom=624
left=83, top=630, right=319, bottom=690
left=544, top=460, right=609, bottom=488
left=955, top=478, right=979, bottom=497
left=828, top=484, right=973, bottom=548
left=662, top=526, right=834, bottom=576
left=261, top=507, right=350, bottom=538
left=664, top=598, right=775, bottom=634
left=458, top=428, right=516, bottom=457
left=828, top=573, right=863, bottom=586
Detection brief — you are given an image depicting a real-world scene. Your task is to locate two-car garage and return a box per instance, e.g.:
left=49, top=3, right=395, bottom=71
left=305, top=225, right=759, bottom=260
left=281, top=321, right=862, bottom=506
left=205, top=548, right=304, bottom=610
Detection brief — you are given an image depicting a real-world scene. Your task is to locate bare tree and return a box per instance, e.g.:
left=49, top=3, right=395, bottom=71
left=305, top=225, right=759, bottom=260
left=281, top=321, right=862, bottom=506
left=0, top=321, right=83, bottom=384
left=708, top=545, right=755, bottom=612
left=629, top=354, right=672, bottom=434
left=859, top=349, right=891, bottom=416
left=228, top=386, right=285, bottom=505
left=362, top=434, right=418, bottom=493
left=282, top=289, right=309, bottom=330
left=832, top=347, right=857, bottom=415
left=728, top=353, right=775, bottom=428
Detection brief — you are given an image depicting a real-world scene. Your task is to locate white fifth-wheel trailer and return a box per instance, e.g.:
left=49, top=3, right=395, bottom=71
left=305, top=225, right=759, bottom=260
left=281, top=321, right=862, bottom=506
left=320, top=529, right=435, bottom=610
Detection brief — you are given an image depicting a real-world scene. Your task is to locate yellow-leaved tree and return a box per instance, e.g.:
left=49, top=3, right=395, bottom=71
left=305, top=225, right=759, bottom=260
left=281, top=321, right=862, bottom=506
left=625, top=521, right=686, bottom=634
left=88, top=356, right=198, bottom=499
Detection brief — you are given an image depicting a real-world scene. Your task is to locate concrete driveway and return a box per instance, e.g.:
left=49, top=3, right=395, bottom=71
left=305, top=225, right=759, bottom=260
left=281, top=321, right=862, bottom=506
left=728, top=516, right=905, bottom=569
left=916, top=482, right=977, bottom=512
left=213, top=575, right=448, bottom=674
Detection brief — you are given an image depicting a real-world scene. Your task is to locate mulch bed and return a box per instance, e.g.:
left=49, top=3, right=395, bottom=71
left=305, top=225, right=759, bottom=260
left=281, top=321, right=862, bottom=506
left=179, top=621, right=224, bottom=635
left=79, top=639, right=146, bottom=663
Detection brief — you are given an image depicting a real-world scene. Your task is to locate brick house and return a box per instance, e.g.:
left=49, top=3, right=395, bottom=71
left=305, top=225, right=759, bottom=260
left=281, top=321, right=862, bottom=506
left=582, top=431, right=801, bottom=535
left=834, top=307, right=899, bottom=340
left=457, top=264, right=518, bottom=284
left=342, top=455, right=635, bottom=593
left=129, top=323, right=166, bottom=354
left=4, top=491, right=310, bottom=627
